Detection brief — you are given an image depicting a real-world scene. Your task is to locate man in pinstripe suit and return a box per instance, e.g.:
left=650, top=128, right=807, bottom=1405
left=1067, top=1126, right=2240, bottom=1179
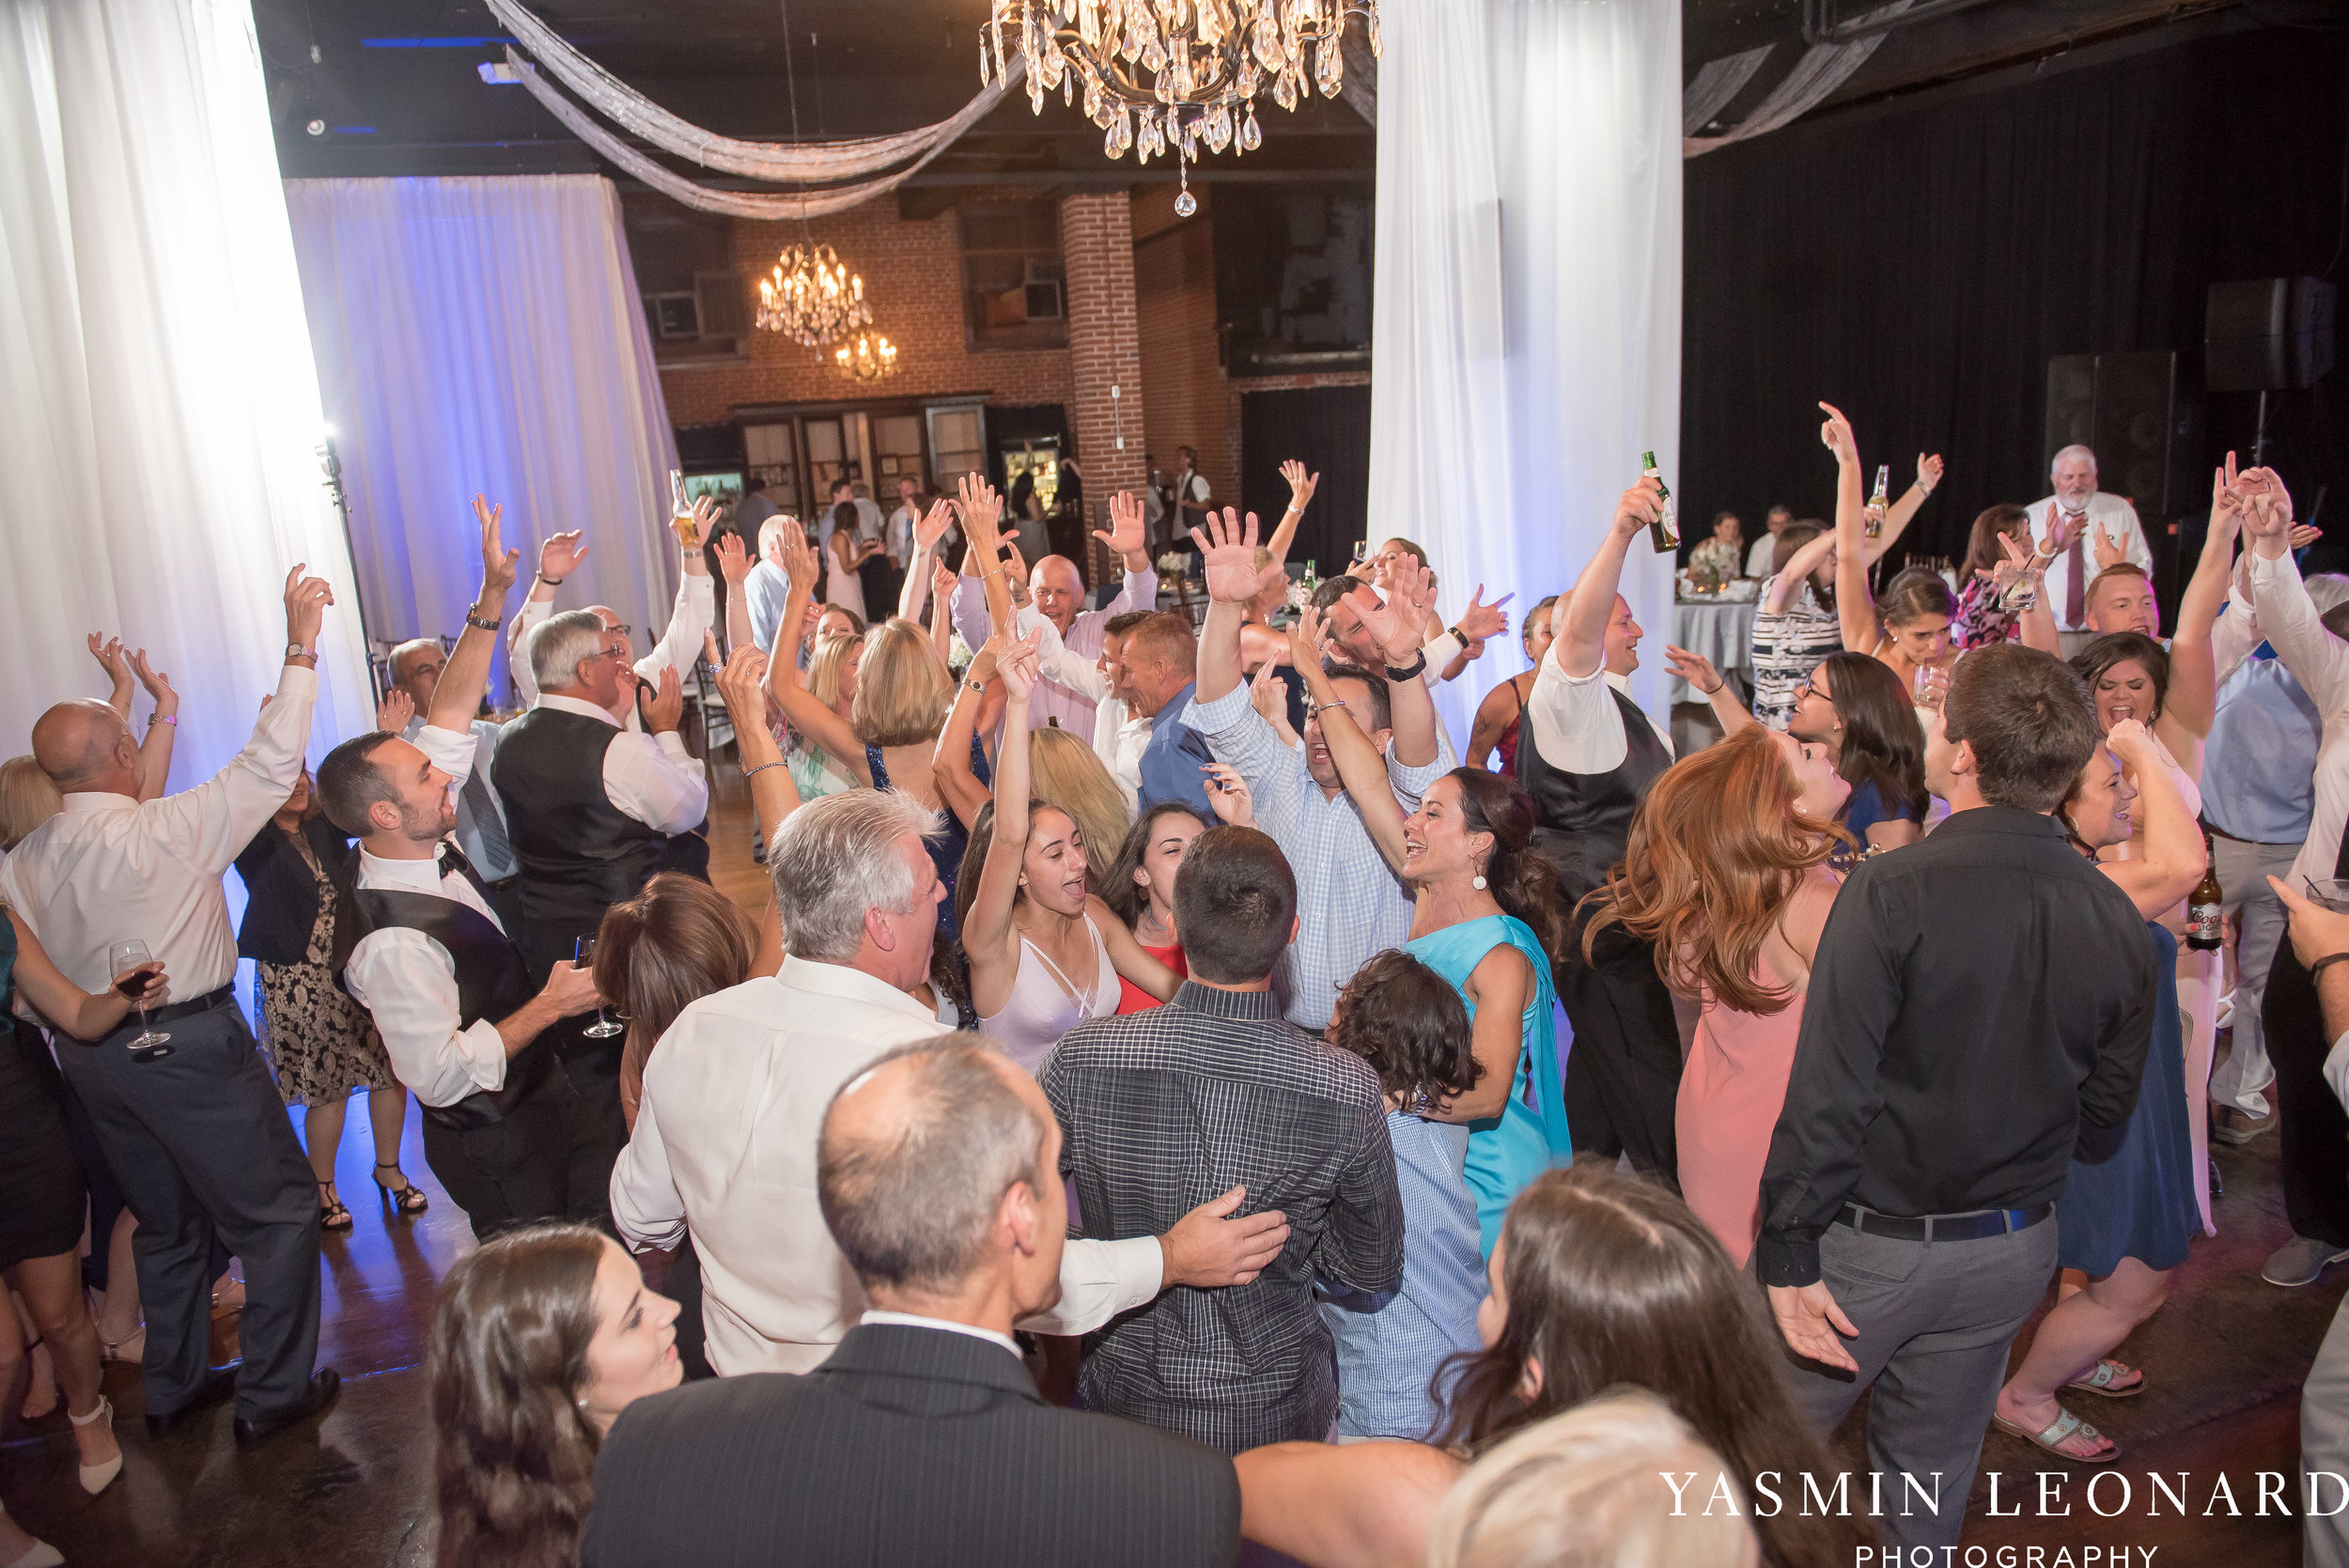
left=581, top=1035, right=1240, bottom=1568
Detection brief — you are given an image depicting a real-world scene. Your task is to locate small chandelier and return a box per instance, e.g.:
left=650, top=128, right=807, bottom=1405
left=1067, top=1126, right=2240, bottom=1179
left=981, top=0, right=1377, bottom=213
left=756, top=241, right=874, bottom=347
left=833, top=332, right=899, bottom=382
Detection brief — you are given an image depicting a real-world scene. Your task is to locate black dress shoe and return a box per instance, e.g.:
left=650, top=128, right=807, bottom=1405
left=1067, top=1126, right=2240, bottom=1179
left=233, top=1368, right=341, bottom=1451
left=145, top=1366, right=239, bottom=1438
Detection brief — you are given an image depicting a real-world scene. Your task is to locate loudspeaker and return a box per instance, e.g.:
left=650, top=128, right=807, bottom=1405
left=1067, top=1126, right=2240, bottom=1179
left=2043, top=351, right=2201, bottom=522
left=2205, top=277, right=2338, bottom=393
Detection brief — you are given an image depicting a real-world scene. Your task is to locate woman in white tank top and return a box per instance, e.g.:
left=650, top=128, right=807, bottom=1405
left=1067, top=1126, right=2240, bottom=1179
left=959, top=632, right=1179, bottom=1074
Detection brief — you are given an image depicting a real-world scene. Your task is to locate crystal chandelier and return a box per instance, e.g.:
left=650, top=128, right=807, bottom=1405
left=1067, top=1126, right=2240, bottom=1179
left=980, top=0, right=1378, bottom=214
left=833, top=332, right=899, bottom=382
left=756, top=241, right=875, bottom=347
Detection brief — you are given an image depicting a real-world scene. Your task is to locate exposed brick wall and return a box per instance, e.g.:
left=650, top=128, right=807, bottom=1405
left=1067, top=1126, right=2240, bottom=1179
left=1059, top=192, right=1148, bottom=583
left=658, top=192, right=1074, bottom=427
left=1131, top=185, right=1239, bottom=512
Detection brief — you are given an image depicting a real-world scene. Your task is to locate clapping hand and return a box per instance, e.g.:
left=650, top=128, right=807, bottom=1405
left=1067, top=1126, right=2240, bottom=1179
left=375, top=688, right=415, bottom=733
left=1094, top=490, right=1149, bottom=565
left=642, top=664, right=685, bottom=736
left=1280, top=459, right=1319, bottom=514
left=474, top=495, right=521, bottom=602
left=1203, top=762, right=1254, bottom=826
left=711, top=529, right=751, bottom=584
left=86, top=633, right=133, bottom=711
left=1817, top=402, right=1859, bottom=467
left=129, top=648, right=177, bottom=717
left=538, top=529, right=589, bottom=583
left=1454, top=584, right=1513, bottom=645
left=1661, top=644, right=1724, bottom=695
left=1190, top=507, right=1285, bottom=606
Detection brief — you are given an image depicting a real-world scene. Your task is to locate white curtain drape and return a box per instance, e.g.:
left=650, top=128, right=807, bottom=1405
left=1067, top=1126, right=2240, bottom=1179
left=283, top=175, right=681, bottom=701
left=0, top=0, right=373, bottom=785
left=1368, top=0, right=1683, bottom=738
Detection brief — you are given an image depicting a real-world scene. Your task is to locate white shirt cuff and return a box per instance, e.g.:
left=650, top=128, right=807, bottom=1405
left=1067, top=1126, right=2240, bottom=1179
left=2326, top=1032, right=2349, bottom=1115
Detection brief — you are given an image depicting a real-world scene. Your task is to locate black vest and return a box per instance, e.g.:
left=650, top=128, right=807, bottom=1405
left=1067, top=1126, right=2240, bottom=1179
left=1518, top=682, right=1673, bottom=903
left=492, top=706, right=666, bottom=931
left=350, top=888, right=552, bottom=1131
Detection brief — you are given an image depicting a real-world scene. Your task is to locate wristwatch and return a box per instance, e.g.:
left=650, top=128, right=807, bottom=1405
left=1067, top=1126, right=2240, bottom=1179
left=1384, top=651, right=1429, bottom=683
left=285, top=643, right=313, bottom=660
left=466, top=612, right=502, bottom=632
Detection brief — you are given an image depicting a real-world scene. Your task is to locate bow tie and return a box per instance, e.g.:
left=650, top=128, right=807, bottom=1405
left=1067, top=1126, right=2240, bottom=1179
left=435, top=842, right=475, bottom=882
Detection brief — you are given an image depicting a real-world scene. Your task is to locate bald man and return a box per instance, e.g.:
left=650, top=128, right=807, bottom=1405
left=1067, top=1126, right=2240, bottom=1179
left=583, top=1036, right=1240, bottom=1568
left=3, top=568, right=340, bottom=1448
left=951, top=489, right=1157, bottom=733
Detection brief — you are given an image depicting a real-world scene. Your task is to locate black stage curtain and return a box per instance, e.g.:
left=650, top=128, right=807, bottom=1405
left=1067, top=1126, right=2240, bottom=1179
left=1238, top=384, right=1374, bottom=575
left=1683, top=24, right=2349, bottom=599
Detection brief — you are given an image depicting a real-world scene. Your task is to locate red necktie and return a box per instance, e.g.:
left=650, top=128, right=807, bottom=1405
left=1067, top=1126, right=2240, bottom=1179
left=2062, top=506, right=2088, bottom=628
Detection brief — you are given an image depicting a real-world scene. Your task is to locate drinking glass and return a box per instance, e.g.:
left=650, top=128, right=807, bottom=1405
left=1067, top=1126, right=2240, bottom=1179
left=1351, top=539, right=1370, bottom=567
left=2308, top=878, right=2349, bottom=914
left=108, top=940, right=172, bottom=1058
left=576, top=936, right=623, bottom=1039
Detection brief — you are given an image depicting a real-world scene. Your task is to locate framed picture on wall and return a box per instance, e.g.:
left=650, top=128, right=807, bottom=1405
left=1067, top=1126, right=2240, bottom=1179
left=880, top=456, right=900, bottom=476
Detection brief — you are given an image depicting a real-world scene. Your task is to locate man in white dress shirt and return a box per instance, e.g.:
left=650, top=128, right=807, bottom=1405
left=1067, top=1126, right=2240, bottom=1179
left=493, top=609, right=709, bottom=1142
left=2030, top=444, right=2155, bottom=656
left=1032, top=609, right=1157, bottom=806
left=951, top=489, right=1159, bottom=735
left=385, top=624, right=521, bottom=929
left=610, top=789, right=1295, bottom=1376
left=5, top=568, right=339, bottom=1447
left=331, top=517, right=614, bottom=1238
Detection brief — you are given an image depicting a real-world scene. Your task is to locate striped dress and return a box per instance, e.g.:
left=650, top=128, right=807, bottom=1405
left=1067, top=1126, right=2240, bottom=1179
left=1749, top=572, right=1843, bottom=729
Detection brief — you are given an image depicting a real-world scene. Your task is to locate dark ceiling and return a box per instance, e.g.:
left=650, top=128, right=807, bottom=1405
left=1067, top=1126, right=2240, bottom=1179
left=256, top=0, right=2322, bottom=191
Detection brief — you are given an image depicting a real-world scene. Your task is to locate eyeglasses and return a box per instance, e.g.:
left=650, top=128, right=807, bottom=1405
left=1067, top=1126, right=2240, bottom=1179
left=599, top=623, right=634, bottom=638
left=1797, top=677, right=1830, bottom=705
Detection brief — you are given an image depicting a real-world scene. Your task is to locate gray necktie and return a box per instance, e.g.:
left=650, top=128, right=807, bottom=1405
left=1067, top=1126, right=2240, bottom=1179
left=458, top=751, right=514, bottom=877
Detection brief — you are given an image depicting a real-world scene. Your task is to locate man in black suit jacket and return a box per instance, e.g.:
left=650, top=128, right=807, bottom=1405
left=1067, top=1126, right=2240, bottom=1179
left=580, top=1035, right=1239, bottom=1568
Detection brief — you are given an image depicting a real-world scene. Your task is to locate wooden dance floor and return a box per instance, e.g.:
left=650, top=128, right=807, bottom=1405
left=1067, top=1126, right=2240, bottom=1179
left=2, top=765, right=2340, bottom=1564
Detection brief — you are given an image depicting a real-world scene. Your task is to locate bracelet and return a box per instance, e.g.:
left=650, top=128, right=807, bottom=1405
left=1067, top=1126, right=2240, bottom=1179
left=741, top=760, right=784, bottom=779
left=2314, top=953, right=2349, bottom=982
left=465, top=612, right=502, bottom=632
left=1700, top=678, right=1724, bottom=695
left=1311, top=700, right=1348, bottom=715
left=537, top=574, right=564, bottom=587
left=1383, top=651, right=1429, bottom=682
left=1449, top=623, right=1475, bottom=646
left=149, top=714, right=177, bottom=727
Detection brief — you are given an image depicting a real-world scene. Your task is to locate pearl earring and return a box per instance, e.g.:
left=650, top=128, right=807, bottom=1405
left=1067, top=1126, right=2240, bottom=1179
left=1472, top=874, right=1488, bottom=891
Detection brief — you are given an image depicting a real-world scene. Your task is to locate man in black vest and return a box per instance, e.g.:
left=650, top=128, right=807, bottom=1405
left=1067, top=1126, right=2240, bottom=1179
left=495, top=609, right=708, bottom=1141
left=323, top=507, right=614, bottom=1237
left=1526, top=478, right=1682, bottom=1185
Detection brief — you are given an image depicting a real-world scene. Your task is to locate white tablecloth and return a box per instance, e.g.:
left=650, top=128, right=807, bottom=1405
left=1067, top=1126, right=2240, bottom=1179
left=1670, top=599, right=1757, bottom=704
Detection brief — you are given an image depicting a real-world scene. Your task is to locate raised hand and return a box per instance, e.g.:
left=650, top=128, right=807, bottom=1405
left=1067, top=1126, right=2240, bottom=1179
left=704, top=530, right=746, bottom=585
left=966, top=633, right=1004, bottom=687
left=1987, top=531, right=2041, bottom=591
left=997, top=628, right=1044, bottom=702
left=1280, top=459, right=1319, bottom=514
left=1613, top=479, right=1664, bottom=539
left=781, top=526, right=823, bottom=593
left=1288, top=603, right=1330, bottom=675
left=2292, top=523, right=2324, bottom=551
left=643, top=664, right=686, bottom=735
left=1817, top=402, right=1859, bottom=467
left=930, top=553, right=958, bottom=609
left=714, top=640, right=770, bottom=719
left=957, top=473, right=1004, bottom=548
left=375, top=688, right=415, bottom=733
left=86, top=634, right=133, bottom=712
left=128, top=648, right=177, bottom=715
left=2103, top=716, right=2157, bottom=768
left=2091, top=519, right=2128, bottom=573
left=1001, top=538, right=1033, bottom=608
left=473, top=495, right=521, bottom=602
left=1249, top=660, right=1290, bottom=724
left=283, top=564, right=334, bottom=651
left=1203, top=762, right=1254, bottom=826
left=1916, top=453, right=1945, bottom=492
left=1378, top=562, right=1437, bottom=660
left=1454, top=584, right=1513, bottom=644
left=1191, top=507, right=1283, bottom=605
left=538, top=529, right=589, bottom=583
left=1094, top=490, right=1148, bottom=564
left=692, top=494, right=723, bottom=547
left=915, top=498, right=957, bottom=553
left=1661, top=644, right=1724, bottom=695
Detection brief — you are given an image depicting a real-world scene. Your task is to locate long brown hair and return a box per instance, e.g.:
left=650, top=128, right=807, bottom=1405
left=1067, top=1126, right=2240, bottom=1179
left=428, top=1224, right=608, bottom=1568
left=1964, top=504, right=2031, bottom=581
left=1579, top=726, right=1841, bottom=1015
left=594, top=873, right=755, bottom=1121
left=1445, top=769, right=1565, bottom=969
left=1434, top=1167, right=1869, bottom=1566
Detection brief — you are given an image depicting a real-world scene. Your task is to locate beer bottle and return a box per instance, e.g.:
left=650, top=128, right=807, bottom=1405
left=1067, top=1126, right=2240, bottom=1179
left=1867, top=464, right=1890, bottom=539
left=2186, top=831, right=2224, bottom=952
left=669, top=469, right=700, bottom=551
left=1641, top=452, right=1678, bottom=553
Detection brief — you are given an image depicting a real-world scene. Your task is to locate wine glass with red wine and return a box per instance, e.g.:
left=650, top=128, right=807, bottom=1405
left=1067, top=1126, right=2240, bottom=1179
left=107, top=940, right=171, bottom=1058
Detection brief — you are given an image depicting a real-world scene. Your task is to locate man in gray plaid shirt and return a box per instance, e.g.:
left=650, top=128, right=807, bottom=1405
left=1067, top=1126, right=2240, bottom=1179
left=1040, top=827, right=1403, bottom=1454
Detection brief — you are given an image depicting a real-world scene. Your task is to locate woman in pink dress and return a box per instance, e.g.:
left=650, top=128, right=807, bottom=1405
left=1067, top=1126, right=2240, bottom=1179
left=1582, top=723, right=1851, bottom=1267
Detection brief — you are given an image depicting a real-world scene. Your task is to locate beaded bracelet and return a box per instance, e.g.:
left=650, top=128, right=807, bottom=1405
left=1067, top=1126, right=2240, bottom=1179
left=741, top=760, right=784, bottom=779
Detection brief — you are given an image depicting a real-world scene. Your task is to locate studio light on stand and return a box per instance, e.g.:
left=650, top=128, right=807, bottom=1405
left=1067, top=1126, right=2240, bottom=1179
left=317, top=426, right=378, bottom=696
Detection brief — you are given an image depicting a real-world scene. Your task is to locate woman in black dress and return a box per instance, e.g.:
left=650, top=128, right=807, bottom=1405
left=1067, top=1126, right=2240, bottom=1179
left=0, top=903, right=160, bottom=1546
left=234, top=768, right=423, bottom=1233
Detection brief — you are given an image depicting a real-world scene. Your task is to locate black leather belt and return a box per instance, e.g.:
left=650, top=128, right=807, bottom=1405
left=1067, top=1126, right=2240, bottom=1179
left=86, top=986, right=233, bottom=1036
left=1835, top=1201, right=2054, bottom=1242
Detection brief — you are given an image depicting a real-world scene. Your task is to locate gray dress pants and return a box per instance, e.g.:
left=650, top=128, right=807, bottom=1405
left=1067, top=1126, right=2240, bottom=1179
left=56, top=997, right=321, bottom=1421
left=2305, top=1293, right=2349, bottom=1567
left=1779, top=1217, right=2059, bottom=1553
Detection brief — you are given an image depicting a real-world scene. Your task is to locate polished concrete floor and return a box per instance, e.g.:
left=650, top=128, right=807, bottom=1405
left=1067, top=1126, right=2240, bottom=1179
left=4, top=767, right=2341, bottom=1564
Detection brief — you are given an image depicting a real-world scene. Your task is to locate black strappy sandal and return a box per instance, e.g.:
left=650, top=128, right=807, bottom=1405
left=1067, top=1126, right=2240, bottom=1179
left=317, top=1181, right=353, bottom=1233
left=371, top=1160, right=429, bottom=1217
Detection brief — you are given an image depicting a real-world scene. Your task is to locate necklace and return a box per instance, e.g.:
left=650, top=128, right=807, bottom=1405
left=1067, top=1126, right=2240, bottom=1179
left=1138, top=904, right=1175, bottom=944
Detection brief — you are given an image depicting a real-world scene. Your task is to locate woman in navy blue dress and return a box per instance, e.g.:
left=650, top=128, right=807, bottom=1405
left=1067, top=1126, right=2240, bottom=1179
left=1991, top=720, right=2207, bottom=1465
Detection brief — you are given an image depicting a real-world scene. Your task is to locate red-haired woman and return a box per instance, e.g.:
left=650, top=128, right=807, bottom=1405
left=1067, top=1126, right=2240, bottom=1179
left=1582, top=723, right=1851, bottom=1266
